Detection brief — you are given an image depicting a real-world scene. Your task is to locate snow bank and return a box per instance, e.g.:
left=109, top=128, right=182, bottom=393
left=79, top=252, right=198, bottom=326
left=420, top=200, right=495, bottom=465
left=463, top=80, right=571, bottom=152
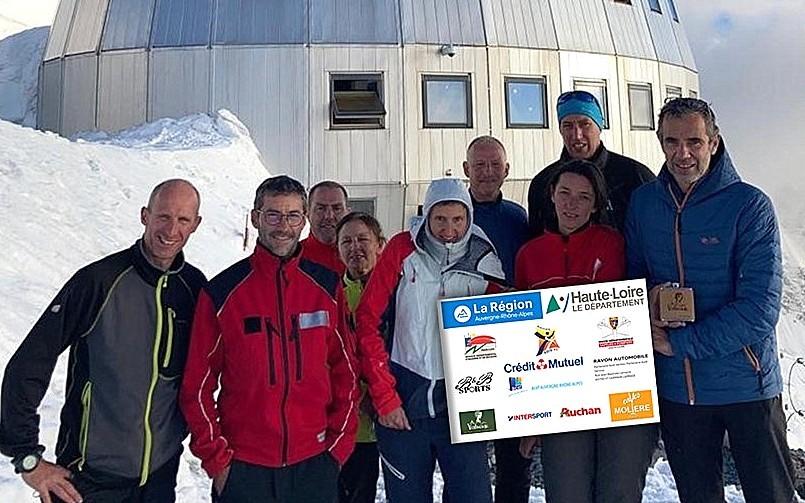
left=0, top=26, right=47, bottom=127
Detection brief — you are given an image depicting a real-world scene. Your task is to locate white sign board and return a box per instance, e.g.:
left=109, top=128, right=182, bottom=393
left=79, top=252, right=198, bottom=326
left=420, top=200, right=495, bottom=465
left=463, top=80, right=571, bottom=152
left=439, top=279, right=659, bottom=443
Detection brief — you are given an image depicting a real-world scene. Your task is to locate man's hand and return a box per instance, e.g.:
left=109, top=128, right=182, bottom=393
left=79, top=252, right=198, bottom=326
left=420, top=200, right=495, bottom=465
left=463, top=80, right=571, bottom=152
left=378, top=407, right=412, bottom=430
left=648, top=283, right=686, bottom=329
left=212, top=465, right=231, bottom=496
left=519, top=436, right=540, bottom=458
left=21, top=460, right=81, bottom=503
left=652, top=326, right=674, bottom=357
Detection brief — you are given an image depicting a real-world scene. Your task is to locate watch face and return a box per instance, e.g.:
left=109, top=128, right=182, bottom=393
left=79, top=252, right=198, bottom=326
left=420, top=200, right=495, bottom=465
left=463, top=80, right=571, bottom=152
left=22, top=455, right=38, bottom=471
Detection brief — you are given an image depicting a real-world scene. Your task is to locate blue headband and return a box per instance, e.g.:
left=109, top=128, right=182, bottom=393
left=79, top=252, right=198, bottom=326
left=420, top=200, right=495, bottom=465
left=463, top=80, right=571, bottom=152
left=557, top=91, right=605, bottom=130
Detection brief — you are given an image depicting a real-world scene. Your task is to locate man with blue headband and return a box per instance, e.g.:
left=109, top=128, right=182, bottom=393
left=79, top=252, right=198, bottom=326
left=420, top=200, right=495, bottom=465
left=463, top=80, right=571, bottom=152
left=527, top=90, right=656, bottom=236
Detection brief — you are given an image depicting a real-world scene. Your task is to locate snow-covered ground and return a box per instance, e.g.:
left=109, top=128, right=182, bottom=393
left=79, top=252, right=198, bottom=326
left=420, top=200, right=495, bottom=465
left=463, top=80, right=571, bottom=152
left=1, top=24, right=803, bottom=503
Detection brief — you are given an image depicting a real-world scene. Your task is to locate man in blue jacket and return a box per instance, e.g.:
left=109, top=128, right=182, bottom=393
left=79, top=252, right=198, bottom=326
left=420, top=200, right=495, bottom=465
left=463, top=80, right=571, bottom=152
left=625, top=98, right=794, bottom=503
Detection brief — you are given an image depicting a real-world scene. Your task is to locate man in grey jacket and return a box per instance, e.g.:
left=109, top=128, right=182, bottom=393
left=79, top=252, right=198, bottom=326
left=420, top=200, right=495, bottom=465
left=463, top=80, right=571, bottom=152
left=0, top=179, right=206, bottom=503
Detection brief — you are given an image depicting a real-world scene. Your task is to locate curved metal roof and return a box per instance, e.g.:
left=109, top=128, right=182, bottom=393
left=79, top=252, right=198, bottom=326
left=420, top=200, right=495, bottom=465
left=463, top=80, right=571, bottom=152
left=47, top=0, right=696, bottom=70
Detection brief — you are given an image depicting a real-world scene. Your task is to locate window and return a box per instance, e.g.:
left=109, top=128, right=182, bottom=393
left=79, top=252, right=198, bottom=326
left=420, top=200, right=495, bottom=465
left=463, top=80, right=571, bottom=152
left=628, top=83, right=654, bottom=130
left=665, top=86, right=683, bottom=102
left=572, top=79, right=609, bottom=129
left=504, top=77, right=548, bottom=128
left=613, top=0, right=632, bottom=4
left=348, top=198, right=376, bottom=217
left=667, top=0, right=680, bottom=21
left=330, top=74, right=386, bottom=129
left=689, top=90, right=698, bottom=99
left=423, top=75, right=473, bottom=128
left=648, top=0, right=662, bottom=14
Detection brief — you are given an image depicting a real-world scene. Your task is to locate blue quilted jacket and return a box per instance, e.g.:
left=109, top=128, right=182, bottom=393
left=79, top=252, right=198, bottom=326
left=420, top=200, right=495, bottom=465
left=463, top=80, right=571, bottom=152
left=625, top=142, right=783, bottom=406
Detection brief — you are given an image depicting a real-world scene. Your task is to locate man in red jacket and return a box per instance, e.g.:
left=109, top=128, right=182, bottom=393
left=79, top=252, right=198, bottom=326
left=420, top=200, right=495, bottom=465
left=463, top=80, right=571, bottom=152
left=180, top=175, right=358, bottom=503
left=301, top=180, right=350, bottom=275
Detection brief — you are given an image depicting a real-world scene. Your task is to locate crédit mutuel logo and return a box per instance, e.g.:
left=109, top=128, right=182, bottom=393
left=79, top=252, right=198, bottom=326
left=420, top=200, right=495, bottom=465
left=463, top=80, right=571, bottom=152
left=504, top=356, right=584, bottom=373
left=609, top=390, right=654, bottom=421
left=459, top=409, right=497, bottom=435
left=454, top=371, right=493, bottom=394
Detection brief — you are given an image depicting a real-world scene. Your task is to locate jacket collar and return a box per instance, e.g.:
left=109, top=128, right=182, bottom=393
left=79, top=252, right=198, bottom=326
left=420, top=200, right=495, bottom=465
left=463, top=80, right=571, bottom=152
left=132, top=239, right=185, bottom=286
left=252, top=241, right=302, bottom=276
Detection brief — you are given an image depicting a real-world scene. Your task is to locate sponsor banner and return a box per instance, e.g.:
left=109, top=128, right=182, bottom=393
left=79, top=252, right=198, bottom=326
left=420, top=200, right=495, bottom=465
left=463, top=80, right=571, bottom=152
left=440, top=279, right=659, bottom=443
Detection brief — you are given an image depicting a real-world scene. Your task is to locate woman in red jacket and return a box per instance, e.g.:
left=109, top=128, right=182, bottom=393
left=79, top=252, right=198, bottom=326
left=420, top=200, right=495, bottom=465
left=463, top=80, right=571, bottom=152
left=515, top=160, right=657, bottom=503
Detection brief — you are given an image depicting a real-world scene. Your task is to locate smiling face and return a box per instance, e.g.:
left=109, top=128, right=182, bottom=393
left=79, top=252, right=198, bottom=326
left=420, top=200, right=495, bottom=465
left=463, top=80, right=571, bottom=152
left=251, top=193, right=307, bottom=257
left=428, top=202, right=469, bottom=244
left=551, top=172, right=596, bottom=236
left=309, top=186, right=349, bottom=245
left=463, top=141, right=509, bottom=202
left=140, top=181, right=201, bottom=270
left=337, top=219, right=383, bottom=281
left=659, top=113, right=719, bottom=192
left=560, top=114, right=602, bottom=160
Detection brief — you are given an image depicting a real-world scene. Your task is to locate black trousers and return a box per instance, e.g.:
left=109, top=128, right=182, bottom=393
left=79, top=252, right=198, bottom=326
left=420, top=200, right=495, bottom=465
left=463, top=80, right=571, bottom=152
left=55, top=451, right=181, bottom=503
left=338, top=442, right=379, bottom=503
left=541, top=423, right=658, bottom=503
left=493, top=437, right=532, bottom=503
left=213, top=451, right=340, bottom=503
left=660, top=396, right=795, bottom=503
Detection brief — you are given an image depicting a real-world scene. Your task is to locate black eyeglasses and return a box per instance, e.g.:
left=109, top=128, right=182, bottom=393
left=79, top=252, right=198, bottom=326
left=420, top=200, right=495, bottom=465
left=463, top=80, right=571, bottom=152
left=254, top=210, right=305, bottom=227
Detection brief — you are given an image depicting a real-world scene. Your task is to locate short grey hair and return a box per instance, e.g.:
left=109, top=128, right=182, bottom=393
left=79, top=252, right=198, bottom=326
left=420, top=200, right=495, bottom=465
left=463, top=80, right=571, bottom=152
left=657, top=98, right=720, bottom=140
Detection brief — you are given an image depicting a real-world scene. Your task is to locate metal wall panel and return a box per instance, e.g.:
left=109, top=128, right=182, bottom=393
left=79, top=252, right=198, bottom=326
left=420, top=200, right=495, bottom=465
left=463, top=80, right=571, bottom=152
left=603, top=0, right=655, bottom=59
left=672, top=20, right=696, bottom=70
left=616, top=56, right=663, bottom=170
left=214, top=0, right=307, bottom=45
left=487, top=47, right=562, bottom=180
left=548, top=0, right=614, bottom=54
left=212, top=47, right=308, bottom=183
left=101, top=0, right=155, bottom=50
left=39, top=60, right=63, bottom=132
left=65, top=0, right=109, bottom=55
left=61, top=54, right=98, bottom=136
left=149, top=48, right=211, bottom=120
left=483, top=0, right=557, bottom=49
left=44, top=0, right=78, bottom=60
left=97, top=51, right=148, bottom=131
left=640, top=0, right=682, bottom=65
left=311, top=0, right=399, bottom=44
left=403, top=45, right=489, bottom=183
left=151, top=0, right=213, bottom=47
left=400, top=0, right=486, bottom=46
left=309, top=46, right=404, bottom=186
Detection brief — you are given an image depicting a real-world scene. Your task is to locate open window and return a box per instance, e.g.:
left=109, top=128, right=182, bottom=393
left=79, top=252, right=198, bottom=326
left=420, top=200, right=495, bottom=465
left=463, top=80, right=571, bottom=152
left=573, top=79, right=609, bottom=129
left=330, top=74, right=385, bottom=129
left=505, top=77, right=548, bottom=128
left=422, top=74, right=473, bottom=128
left=628, top=83, right=655, bottom=130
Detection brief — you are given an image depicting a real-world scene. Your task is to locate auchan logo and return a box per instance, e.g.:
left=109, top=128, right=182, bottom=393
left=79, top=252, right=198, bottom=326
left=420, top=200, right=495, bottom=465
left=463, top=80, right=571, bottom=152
left=609, top=390, right=654, bottom=422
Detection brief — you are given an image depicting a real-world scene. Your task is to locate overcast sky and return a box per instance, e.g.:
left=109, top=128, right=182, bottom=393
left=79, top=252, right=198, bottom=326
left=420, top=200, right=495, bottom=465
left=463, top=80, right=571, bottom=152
left=2, top=0, right=803, bottom=219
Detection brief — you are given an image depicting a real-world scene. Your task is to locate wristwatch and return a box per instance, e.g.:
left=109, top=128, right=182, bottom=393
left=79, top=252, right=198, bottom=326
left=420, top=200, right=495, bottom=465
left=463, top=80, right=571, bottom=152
left=12, top=452, right=42, bottom=474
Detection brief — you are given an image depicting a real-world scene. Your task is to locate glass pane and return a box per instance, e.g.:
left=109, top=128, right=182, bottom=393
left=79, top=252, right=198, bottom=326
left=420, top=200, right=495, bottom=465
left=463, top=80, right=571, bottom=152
left=425, top=79, right=469, bottom=126
left=506, top=80, right=546, bottom=127
left=667, top=0, right=680, bottom=21
left=666, top=86, right=682, bottom=101
left=628, top=85, right=654, bottom=129
left=573, top=80, right=609, bottom=129
left=648, top=0, right=662, bottom=13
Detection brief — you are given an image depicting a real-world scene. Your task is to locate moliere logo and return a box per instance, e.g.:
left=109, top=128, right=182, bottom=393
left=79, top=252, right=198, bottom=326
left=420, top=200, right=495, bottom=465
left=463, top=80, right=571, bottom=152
left=609, top=390, right=654, bottom=422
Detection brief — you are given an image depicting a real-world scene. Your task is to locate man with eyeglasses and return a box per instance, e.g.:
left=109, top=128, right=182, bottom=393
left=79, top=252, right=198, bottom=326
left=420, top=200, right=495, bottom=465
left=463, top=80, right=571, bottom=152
left=180, top=175, right=358, bottom=503
left=1, top=179, right=206, bottom=503
left=301, top=181, right=350, bottom=275
left=527, top=90, right=656, bottom=235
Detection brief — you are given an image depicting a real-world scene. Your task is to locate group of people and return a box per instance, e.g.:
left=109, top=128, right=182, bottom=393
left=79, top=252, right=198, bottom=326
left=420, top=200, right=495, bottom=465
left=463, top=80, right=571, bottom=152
left=0, top=93, right=794, bottom=503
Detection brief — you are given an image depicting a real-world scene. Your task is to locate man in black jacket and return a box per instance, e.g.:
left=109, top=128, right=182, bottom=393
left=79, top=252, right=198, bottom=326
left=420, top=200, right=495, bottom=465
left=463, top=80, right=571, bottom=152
left=527, top=91, right=656, bottom=235
left=0, top=179, right=206, bottom=503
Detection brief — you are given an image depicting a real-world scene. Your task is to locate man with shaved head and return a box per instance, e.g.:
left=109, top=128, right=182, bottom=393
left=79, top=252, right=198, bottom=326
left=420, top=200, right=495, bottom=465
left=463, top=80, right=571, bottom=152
left=1, top=179, right=207, bottom=503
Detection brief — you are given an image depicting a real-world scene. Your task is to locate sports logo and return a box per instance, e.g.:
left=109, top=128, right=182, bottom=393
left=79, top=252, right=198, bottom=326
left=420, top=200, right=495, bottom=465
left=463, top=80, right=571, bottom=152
left=459, top=409, right=497, bottom=434
left=454, top=372, right=494, bottom=394
left=534, top=325, right=559, bottom=355
left=596, top=315, right=634, bottom=349
left=609, top=390, right=654, bottom=421
left=509, top=376, right=523, bottom=391
left=508, top=411, right=552, bottom=421
left=464, top=334, right=497, bottom=360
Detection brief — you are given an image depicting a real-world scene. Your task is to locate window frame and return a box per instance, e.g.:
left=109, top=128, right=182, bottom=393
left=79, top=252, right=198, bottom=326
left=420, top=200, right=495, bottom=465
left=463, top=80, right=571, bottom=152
left=329, top=73, right=386, bottom=130
left=504, top=76, right=549, bottom=129
left=648, top=0, right=663, bottom=14
left=665, top=85, right=683, bottom=102
left=422, top=74, right=473, bottom=129
left=689, top=89, right=698, bottom=99
left=667, top=0, right=680, bottom=21
left=572, top=78, right=610, bottom=130
left=627, top=83, right=655, bottom=131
